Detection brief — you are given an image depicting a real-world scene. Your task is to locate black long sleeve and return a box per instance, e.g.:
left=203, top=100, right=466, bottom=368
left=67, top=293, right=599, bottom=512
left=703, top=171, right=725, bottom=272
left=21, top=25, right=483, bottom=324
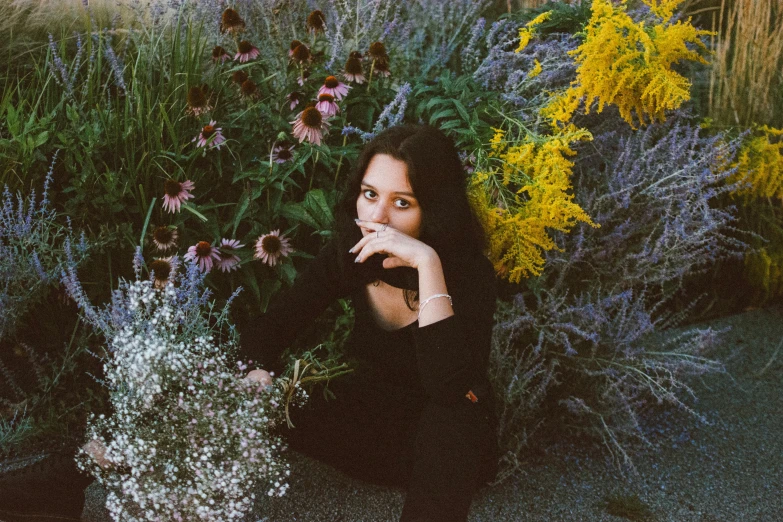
left=237, top=239, right=350, bottom=376
left=411, top=254, right=497, bottom=404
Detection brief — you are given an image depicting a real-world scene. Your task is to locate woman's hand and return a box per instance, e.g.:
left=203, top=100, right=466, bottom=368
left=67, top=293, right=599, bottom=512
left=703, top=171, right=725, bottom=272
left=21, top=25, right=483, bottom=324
left=244, top=369, right=274, bottom=391
left=350, top=219, right=436, bottom=270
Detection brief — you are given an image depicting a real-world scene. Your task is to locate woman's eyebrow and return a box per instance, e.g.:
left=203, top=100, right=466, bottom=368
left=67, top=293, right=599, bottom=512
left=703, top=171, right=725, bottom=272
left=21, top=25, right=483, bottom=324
left=360, top=183, right=416, bottom=198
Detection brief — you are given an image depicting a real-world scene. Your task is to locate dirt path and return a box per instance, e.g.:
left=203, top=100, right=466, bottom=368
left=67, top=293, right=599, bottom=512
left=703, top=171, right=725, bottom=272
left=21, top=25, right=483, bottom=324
left=82, top=305, right=783, bottom=521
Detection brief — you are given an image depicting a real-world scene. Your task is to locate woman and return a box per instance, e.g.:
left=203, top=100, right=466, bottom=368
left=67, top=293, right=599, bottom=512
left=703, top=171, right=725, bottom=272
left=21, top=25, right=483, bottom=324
left=238, top=125, right=498, bottom=521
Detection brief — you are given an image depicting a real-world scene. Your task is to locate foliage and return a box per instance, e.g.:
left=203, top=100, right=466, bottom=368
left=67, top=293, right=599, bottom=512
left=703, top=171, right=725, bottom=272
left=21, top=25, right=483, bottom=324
left=540, top=0, right=714, bottom=129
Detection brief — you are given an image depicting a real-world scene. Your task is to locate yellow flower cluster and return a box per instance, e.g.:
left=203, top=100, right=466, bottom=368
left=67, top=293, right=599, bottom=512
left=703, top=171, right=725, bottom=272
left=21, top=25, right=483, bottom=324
left=528, top=59, right=543, bottom=79
left=469, top=126, right=599, bottom=283
left=729, top=126, right=783, bottom=202
left=539, top=0, right=713, bottom=130
left=516, top=11, right=553, bottom=54
left=744, top=247, right=783, bottom=303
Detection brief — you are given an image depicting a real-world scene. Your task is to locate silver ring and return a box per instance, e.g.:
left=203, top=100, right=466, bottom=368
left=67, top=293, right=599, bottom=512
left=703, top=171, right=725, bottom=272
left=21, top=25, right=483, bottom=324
left=381, top=224, right=388, bottom=232
left=376, top=230, right=380, bottom=239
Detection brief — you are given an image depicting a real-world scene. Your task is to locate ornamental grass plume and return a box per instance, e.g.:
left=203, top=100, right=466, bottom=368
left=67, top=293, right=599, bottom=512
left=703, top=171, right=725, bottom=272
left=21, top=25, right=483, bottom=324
left=539, top=0, right=713, bottom=130
left=65, top=250, right=304, bottom=521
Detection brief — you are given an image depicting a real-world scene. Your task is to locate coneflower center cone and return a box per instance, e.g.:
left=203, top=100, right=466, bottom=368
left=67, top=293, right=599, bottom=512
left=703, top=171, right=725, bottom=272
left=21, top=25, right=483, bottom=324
left=301, top=107, right=323, bottom=128
left=202, top=125, right=215, bottom=138
left=232, top=71, right=249, bottom=84
left=318, top=93, right=335, bottom=102
left=262, top=235, right=282, bottom=254
left=164, top=180, right=184, bottom=197
left=149, top=259, right=172, bottom=280
left=187, top=87, right=207, bottom=108
left=153, top=227, right=173, bottom=243
left=238, top=41, right=254, bottom=54
left=221, top=9, right=244, bottom=30
left=195, top=241, right=212, bottom=256
left=292, top=44, right=310, bottom=62
left=241, top=80, right=257, bottom=96
left=345, top=57, right=363, bottom=74
left=324, top=76, right=339, bottom=88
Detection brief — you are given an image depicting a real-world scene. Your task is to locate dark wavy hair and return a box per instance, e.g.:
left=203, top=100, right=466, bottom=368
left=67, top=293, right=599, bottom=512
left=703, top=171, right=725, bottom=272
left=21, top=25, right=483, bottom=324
left=333, top=125, right=487, bottom=310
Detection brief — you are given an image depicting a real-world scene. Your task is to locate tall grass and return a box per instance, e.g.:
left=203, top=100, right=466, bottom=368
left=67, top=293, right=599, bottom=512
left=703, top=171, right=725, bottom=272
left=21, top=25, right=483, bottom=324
left=708, top=0, right=783, bottom=127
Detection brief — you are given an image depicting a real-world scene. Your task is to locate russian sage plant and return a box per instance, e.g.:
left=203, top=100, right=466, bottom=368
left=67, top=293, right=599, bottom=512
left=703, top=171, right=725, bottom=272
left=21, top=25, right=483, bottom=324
left=0, top=151, right=89, bottom=342
left=489, top=117, right=754, bottom=478
left=63, top=250, right=305, bottom=521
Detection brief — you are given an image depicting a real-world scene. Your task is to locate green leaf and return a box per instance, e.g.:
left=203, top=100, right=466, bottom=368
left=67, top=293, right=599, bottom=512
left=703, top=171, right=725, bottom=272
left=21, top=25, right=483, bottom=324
left=181, top=202, right=209, bottom=222
left=232, top=190, right=251, bottom=236
left=34, top=131, right=49, bottom=148
left=260, top=277, right=282, bottom=313
left=452, top=99, right=471, bottom=123
left=6, top=105, right=19, bottom=136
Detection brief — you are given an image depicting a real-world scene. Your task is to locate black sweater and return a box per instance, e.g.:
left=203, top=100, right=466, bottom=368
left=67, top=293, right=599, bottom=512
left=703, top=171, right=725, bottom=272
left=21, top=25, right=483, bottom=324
left=237, top=239, right=498, bottom=406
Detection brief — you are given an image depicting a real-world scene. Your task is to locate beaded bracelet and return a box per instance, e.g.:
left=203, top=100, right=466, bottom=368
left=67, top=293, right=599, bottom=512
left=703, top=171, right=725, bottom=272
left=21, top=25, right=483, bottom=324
left=417, top=293, right=452, bottom=320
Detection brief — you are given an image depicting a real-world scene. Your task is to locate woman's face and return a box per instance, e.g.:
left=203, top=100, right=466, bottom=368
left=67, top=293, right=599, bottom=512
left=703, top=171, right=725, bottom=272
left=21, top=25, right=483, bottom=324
left=356, top=154, right=422, bottom=239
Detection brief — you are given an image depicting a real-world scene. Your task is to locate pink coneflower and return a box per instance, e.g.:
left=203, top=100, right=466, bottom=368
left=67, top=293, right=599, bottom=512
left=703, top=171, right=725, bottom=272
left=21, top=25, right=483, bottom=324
left=193, top=121, right=226, bottom=149
left=162, top=179, right=195, bottom=213
left=232, top=70, right=249, bottom=85
left=240, top=79, right=258, bottom=99
left=368, top=42, right=388, bottom=62
left=343, top=52, right=365, bottom=84
left=271, top=142, right=294, bottom=163
left=290, top=43, right=311, bottom=64
left=315, top=93, right=339, bottom=117
left=149, top=256, right=176, bottom=289
left=318, top=76, right=350, bottom=101
left=254, top=230, right=293, bottom=267
left=184, top=241, right=221, bottom=273
left=151, top=225, right=178, bottom=252
left=286, top=91, right=302, bottom=110
left=373, top=58, right=391, bottom=77
left=211, top=45, right=231, bottom=63
left=235, top=41, right=260, bottom=63
left=290, top=106, right=330, bottom=146
left=216, top=238, right=244, bottom=273
left=288, top=40, right=303, bottom=58
left=220, top=8, right=245, bottom=34
left=186, top=86, right=211, bottom=117
left=306, top=10, right=326, bottom=34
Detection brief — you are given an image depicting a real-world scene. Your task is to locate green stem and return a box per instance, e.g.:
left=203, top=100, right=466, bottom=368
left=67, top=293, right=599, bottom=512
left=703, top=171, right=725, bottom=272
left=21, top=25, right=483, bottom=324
left=334, top=134, right=348, bottom=187
left=367, top=59, right=375, bottom=92
left=309, top=150, right=320, bottom=191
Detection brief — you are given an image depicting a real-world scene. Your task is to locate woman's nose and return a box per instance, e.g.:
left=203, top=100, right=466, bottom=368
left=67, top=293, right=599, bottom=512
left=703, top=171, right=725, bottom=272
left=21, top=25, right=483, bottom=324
left=369, top=204, right=389, bottom=223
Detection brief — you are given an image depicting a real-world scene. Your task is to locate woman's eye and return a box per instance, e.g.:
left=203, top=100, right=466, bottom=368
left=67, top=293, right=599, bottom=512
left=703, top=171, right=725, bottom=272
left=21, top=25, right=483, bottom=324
left=395, top=199, right=410, bottom=209
left=363, top=190, right=376, bottom=199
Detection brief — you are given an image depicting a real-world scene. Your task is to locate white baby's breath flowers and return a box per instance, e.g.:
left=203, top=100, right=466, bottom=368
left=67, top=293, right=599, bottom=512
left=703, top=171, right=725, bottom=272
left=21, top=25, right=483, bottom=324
left=74, top=262, right=307, bottom=522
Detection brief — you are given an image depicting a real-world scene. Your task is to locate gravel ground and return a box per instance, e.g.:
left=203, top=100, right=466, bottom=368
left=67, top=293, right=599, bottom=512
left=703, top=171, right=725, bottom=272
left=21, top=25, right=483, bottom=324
left=82, top=305, right=783, bottom=522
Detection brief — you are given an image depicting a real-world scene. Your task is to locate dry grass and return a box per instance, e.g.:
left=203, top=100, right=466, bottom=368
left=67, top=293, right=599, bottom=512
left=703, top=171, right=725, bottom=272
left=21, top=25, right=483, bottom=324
left=706, top=0, right=783, bottom=127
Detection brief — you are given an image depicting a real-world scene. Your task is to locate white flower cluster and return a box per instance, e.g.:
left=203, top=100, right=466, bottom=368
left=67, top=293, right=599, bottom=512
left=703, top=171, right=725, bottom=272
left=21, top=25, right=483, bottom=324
left=76, top=279, right=305, bottom=521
